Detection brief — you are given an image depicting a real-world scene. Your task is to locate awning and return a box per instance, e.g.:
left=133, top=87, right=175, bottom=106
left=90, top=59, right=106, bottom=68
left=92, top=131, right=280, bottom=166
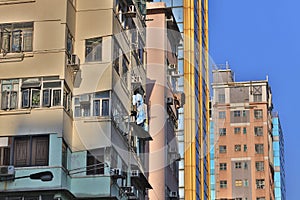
left=130, top=122, right=152, bottom=141
left=131, top=166, right=152, bottom=189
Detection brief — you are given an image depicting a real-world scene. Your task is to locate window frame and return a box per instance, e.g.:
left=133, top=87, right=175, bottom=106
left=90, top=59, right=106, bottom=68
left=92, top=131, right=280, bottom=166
left=219, top=111, right=226, bottom=119
left=1, top=79, right=19, bottom=110
left=254, top=126, right=263, bottom=136
left=234, top=127, right=241, bottom=134
left=219, top=163, right=227, bottom=171
left=218, top=94, right=225, bottom=103
left=256, top=179, right=265, bottom=189
left=233, top=110, right=241, bottom=117
left=0, top=22, right=33, bottom=54
left=244, top=144, right=248, bottom=152
left=74, top=91, right=111, bottom=118
left=0, top=135, right=49, bottom=167
left=85, top=37, right=102, bottom=62
left=219, top=128, right=226, bottom=136
left=1, top=77, right=64, bottom=110
left=220, top=180, right=227, bottom=189
left=86, top=149, right=105, bottom=175
left=255, top=161, right=264, bottom=171
left=234, top=144, right=241, bottom=152
left=255, top=144, right=264, bottom=154
left=219, top=145, right=227, bottom=153
left=254, top=109, right=263, bottom=119
left=235, top=179, right=243, bottom=187
left=235, top=162, right=242, bottom=169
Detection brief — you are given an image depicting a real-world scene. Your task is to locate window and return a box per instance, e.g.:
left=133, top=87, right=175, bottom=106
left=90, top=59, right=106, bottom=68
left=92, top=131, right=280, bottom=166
left=254, top=126, right=263, bottom=136
left=42, top=80, right=62, bottom=107
left=86, top=149, right=105, bottom=175
left=253, top=94, right=262, bottom=102
left=93, top=91, right=110, bottom=116
left=0, top=22, right=33, bottom=53
left=1, top=77, right=64, bottom=110
left=0, top=138, right=10, bottom=165
left=255, top=144, right=264, bottom=154
left=137, top=35, right=145, bottom=64
left=219, top=145, right=227, bottom=153
left=63, top=86, right=72, bottom=111
left=66, top=29, right=74, bottom=56
left=1, top=79, right=19, bottom=110
left=235, top=162, right=242, bottom=169
left=62, top=141, right=68, bottom=169
left=243, top=127, right=247, bottom=134
left=256, top=197, right=266, bottom=200
left=220, top=163, right=227, bottom=170
left=113, top=40, right=121, bottom=74
left=235, top=180, right=243, bottom=187
left=21, top=78, right=64, bottom=109
left=234, top=127, right=241, bottom=134
left=21, top=88, right=40, bottom=108
left=85, top=37, right=102, bottom=62
left=235, top=198, right=242, bottom=200
left=242, top=110, right=247, bottom=117
left=9, top=135, right=49, bottom=167
left=234, top=145, right=241, bottom=152
left=218, top=94, right=225, bottom=103
left=220, top=180, right=227, bottom=188
left=233, top=110, right=241, bottom=117
left=254, top=109, right=263, bottom=119
left=74, top=91, right=110, bottom=118
left=255, top=161, right=264, bottom=171
left=244, top=162, right=248, bottom=169
left=121, top=55, right=129, bottom=86
left=116, top=0, right=129, bottom=29
left=219, top=128, right=226, bottom=136
left=4, top=195, right=53, bottom=200
left=219, top=111, right=226, bottom=119
left=244, top=179, right=249, bottom=187
left=256, top=179, right=265, bottom=189
left=244, top=144, right=247, bottom=152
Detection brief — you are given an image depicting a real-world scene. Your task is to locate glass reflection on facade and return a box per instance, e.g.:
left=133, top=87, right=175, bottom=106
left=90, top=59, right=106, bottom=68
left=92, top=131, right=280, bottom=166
left=152, top=0, right=209, bottom=199
left=272, top=114, right=286, bottom=200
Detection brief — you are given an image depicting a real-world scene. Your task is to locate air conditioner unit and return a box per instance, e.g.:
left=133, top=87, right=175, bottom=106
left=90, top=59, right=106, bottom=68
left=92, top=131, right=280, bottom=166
left=129, top=5, right=136, bottom=13
left=132, top=75, right=142, bottom=83
left=0, top=166, right=15, bottom=177
left=110, top=168, right=122, bottom=177
left=166, top=97, right=173, bottom=105
left=171, top=71, right=182, bottom=78
left=122, top=186, right=136, bottom=196
left=169, top=191, right=178, bottom=198
left=168, top=64, right=176, bottom=71
left=69, top=54, right=80, bottom=71
left=131, top=170, right=139, bottom=177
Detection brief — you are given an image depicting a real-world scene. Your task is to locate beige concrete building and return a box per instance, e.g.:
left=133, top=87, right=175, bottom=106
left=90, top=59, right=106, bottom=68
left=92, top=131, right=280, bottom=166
left=0, top=0, right=151, bottom=199
left=146, top=2, right=182, bottom=200
left=212, top=67, right=275, bottom=200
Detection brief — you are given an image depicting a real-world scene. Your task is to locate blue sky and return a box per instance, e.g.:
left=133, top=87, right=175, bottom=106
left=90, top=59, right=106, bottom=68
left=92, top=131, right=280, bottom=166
left=209, top=0, right=299, bottom=199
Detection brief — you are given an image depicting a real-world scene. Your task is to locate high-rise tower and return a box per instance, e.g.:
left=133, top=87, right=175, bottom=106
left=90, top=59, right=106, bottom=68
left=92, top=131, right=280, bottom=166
left=0, top=0, right=152, bottom=199
left=272, top=112, right=286, bottom=200
left=211, top=67, right=279, bottom=200
left=147, top=0, right=210, bottom=199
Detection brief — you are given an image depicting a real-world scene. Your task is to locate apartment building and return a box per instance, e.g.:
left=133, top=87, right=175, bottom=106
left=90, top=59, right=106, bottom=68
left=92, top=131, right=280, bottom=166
left=0, top=0, right=151, bottom=199
left=211, top=67, right=276, bottom=200
left=272, top=113, right=286, bottom=200
left=146, top=2, right=182, bottom=199
left=147, top=0, right=210, bottom=199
